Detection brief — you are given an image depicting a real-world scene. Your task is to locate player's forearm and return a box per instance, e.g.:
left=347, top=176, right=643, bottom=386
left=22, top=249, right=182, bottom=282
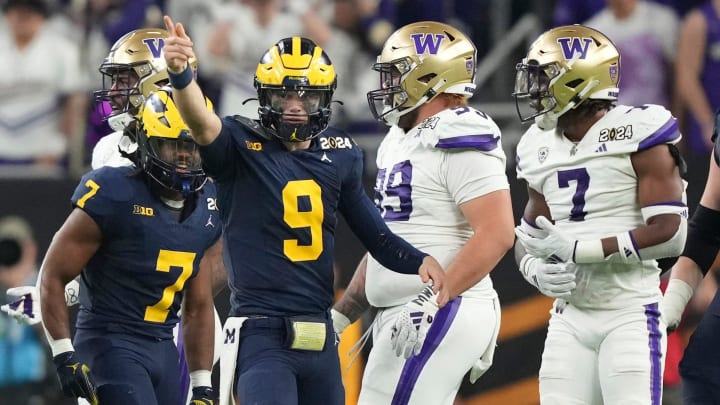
left=170, top=78, right=221, bottom=146
left=445, top=233, right=512, bottom=298
left=669, top=256, right=704, bottom=291
left=347, top=196, right=426, bottom=274
left=182, top=300, right=215, bottom=372
left=39, top=275, right=74, bottom=351
left=202, top=239, right=226, bottom=297
left=333, top=255, right=370, bottom=323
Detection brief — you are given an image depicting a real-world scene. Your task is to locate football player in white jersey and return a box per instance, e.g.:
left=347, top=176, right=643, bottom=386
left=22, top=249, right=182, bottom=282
left=332, top=21, right=514, bottom=405
left=1, top=29, right=223, bottom=405
left=512, top=25, right=687, bottom=404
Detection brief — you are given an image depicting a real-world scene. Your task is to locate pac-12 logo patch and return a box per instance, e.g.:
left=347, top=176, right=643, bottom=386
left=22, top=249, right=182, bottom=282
left=538, top=146, right=549, bottom=164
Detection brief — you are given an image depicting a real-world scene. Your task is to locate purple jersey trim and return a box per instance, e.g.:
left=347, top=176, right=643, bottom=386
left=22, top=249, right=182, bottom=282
left=435, top=134, right=499, bottom=151
left=392, top=297, right=462, bottom=405
left=638, top=118, right=680, bottom=151
left=644, top=303, right=663, bottom=405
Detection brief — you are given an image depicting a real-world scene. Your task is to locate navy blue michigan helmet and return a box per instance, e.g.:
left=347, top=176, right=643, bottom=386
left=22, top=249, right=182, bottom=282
left=254, top=37, right=337, bottom=142
left=135, top=88, right=212, bottom=197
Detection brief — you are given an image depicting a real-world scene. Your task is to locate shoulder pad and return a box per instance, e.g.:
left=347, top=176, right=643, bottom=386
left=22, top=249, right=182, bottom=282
left=419, top=107, right=502, bottom=153
left=598, top=105, right=680, bottom=153
left=72, top=166, right=138, bottom=209
left=231, top=115, right=272, bottom=140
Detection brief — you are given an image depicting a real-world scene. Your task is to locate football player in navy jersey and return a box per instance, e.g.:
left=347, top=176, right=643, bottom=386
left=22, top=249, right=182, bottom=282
left=39, top=88, right=221, bottom=405
left=662, top=110, right=720, bottom=404
left=162, top=15, right=446, bottom=405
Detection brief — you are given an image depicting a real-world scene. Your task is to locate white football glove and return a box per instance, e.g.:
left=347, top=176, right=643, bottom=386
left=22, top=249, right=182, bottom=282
left=519, top=255, right=577, bottom=298
left=515, top=216, right=576, bottom=263
left=64, top=279, right=81, bottom=307
left=391, top=284, right=439, bottom=359
left=2, top=286, right=41, bottom=325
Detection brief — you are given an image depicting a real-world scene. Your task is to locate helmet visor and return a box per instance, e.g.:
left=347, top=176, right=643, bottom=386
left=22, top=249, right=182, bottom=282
left=513, top=60, right=560, bottom=122
left=263, top=89, right=328, bottom=120
left=148, top=137, right=202, bottom=172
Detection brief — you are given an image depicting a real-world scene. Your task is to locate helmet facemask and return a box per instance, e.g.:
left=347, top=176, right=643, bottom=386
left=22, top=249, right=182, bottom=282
left=95, top=65, right=145, bottom=131
left=367, top=57, right=414, bottom=126
left=257, top=83, right=333, bottom=142
left=138, top=130, right=206, bottom=198
left=513, top=60, right=562, bottom=123
left=254, top=37, right=337, bottom=142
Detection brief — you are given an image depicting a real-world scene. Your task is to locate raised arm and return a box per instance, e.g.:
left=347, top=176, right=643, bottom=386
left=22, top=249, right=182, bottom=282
left=163, top=15, right=222, bottom=145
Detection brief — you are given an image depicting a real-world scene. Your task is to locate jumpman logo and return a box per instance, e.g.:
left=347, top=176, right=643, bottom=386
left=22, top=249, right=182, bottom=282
left=206, top=215, right=214, bottom=228
left=321, top=152, right=332, bottom=163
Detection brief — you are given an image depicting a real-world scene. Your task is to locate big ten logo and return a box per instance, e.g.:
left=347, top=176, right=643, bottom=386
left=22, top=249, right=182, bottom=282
left=133, top=205, right=155, bottom=216
left=207, top=198, right=219, bottom=211
left=245, top=140, right=262, bottom=151
left=598, top=125, right=633, bottom=142
left=320, top=136, right=353, bottom=149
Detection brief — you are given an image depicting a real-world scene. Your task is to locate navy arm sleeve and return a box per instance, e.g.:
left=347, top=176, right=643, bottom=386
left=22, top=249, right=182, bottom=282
left=338, top=149, right=427, bottom=274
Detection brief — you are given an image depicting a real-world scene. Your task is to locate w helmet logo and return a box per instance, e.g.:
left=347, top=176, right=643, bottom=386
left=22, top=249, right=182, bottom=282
left=556, top=37, right=593, bottom=60
left=142, top=38, right=165, bottom=58
left=411, top=33, right=445, bottom=55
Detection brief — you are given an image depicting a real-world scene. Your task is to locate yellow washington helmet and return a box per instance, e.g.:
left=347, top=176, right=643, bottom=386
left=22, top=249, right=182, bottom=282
left=135, top=87, right=213, bottom=197
left=254, top=37, right=336, bottom=142
left=95, top=28, right=198, bottom=131
left=513, top=24, right=620, bottom=127
left=367, top=21, right=477, bottom=126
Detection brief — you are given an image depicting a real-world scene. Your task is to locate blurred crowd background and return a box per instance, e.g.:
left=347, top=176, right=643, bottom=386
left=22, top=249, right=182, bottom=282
left=2, top=0, right=720, bottom=404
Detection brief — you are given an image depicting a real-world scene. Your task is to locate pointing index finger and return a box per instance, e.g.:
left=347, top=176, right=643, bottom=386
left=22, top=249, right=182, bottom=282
left=164, top=15, right=175, bottom=35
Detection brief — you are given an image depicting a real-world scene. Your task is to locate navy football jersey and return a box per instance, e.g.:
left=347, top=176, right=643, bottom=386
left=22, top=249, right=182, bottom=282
left=200, top=118, right=369, bottom=317
left=72, top=166, right=221, bottom=338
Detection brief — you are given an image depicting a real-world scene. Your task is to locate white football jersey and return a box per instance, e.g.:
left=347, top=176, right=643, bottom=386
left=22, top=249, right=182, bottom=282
left=365, top=106, right=509, bottom=307
left=516, top=104, right=682, bottom=309
left=91, top=131, right=134, bottom=170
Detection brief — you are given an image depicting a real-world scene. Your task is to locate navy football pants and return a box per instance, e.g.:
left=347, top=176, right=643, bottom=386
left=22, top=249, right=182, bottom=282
left=680, top=293, right=720, bottom=404
left=235, top=316, right=344, bottom=405
left=74, top=328, right=181, bottom=405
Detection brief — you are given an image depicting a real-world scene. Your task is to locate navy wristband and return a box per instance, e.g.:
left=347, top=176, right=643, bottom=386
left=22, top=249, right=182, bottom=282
left=168, top=64, right=193, bottom=90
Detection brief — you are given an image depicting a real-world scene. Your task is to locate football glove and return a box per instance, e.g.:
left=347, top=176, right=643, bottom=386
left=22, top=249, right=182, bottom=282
left=391, top=284, right=439, bottom=359
left=190, top=386, right=216, bottom=405
left=1, top=286, right=41, bottom=325
left=515, top=216, right=576, bottom=263
left=519, top=254, right=577, bottom=298
left=53, top=351, right=99, bottom=405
